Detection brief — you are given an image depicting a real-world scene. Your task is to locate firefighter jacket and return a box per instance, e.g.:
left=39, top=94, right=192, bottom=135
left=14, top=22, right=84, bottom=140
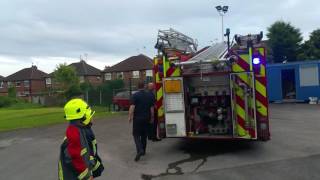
left=82, top=124, right=104, bottom=178
left=58, top=122, right=104, bottom=180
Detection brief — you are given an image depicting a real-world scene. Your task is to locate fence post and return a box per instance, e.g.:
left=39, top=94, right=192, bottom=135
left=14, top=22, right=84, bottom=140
left=99, top=90, right=102, bottom=105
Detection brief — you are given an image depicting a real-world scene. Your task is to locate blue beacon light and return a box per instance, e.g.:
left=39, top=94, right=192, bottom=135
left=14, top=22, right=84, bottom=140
left=253, top=57, right=261, bottom=65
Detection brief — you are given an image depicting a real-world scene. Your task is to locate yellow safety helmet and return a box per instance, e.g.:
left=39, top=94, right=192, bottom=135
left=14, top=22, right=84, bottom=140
left=64, top=98, right=95, bottom=125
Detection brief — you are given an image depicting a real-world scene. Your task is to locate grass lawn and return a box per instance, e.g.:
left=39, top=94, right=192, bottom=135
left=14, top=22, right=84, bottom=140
left=0, top=106, right=118, bottom=132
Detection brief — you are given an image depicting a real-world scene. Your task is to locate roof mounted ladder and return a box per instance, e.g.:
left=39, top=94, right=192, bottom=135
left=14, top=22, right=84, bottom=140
left=155, top=28, right=198, bottom=54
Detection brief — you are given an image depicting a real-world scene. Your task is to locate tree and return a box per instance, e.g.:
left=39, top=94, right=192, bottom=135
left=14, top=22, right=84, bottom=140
left=53, top=63, right=81, bottom=99
left=8, top=86, right=16, bottom=98
left=99, top=80, right=124, bottom=106
left=267, top=21, right=303, bottom=63
left=299, top=29, right=320, bottom=60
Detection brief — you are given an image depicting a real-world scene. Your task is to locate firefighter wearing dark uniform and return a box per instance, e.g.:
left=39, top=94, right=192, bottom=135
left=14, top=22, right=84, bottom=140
left=58, top=99, right=104, bottom=180
left=129, top=82, right=155, bottom=161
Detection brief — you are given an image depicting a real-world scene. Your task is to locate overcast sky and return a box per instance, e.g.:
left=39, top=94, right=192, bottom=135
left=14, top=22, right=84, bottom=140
left=0, top=0, right=319, bottom=76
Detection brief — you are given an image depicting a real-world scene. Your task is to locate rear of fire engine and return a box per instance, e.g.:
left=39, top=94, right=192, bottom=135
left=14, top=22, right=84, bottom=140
left=153, top=29, right=270, bottom=141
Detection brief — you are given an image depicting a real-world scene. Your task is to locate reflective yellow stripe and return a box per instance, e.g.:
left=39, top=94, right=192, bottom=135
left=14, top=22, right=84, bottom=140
left=158, top=106, right=164, bottom=117
left=237, top=125, right=249, bottom=137
left=93, top=161, right=101, bottom=171
left=157, top=88, right=163, bottom=101
left=249, top=47, right=253, bottom=71
left=92, top=139, right=97, bottom=145
left=92, top=139, right=97, bottom=155
left=58, top=161, right=64, bottom=180
left=258, top=48, right=265, bottom=56
left=237, top=73, right=250, bottom=85
left=78, top=168, right=89, bottom=180
left=232, top=63, right=245, bottom=72
left=90, top=156, right=94, bottom=161
left=235, top=85, right=244, bottom=98
left=171, top=68, right=181, bottom=77
left=80, top=148, right=87, bottom=156
left=255, top=80, right=267, bottom=97
left=256, top=100, right=267, bottom=116
left=260, top=64, right=266, bottom=76
left=240, top=54, right=249, bottom=64
left=236, top=104, right=245, bottom=120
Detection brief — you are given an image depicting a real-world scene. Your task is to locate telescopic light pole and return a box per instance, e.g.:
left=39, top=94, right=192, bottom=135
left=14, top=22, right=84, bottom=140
left=215, top=5, right=229, bottom=42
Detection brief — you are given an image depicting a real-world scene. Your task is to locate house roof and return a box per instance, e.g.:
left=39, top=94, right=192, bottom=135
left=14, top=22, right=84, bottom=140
left=0, top=75, right=4, bottom=81
left=69, top=60, right=101, bottom=76
left=103, top=54, right=153, bottom=73
left=6, top=66, right=49, bottom=81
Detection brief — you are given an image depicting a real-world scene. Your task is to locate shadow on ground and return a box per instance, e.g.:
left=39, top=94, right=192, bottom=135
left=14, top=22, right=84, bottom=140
left=142, top=140, right=256, bottom=180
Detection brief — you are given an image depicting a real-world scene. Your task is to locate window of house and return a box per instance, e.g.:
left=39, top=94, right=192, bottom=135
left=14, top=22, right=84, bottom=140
left=45, top=78, right=52, bottom=85
left=0, top=81, right=3, bottom=88
left=132, top=71, right=140, bottom=78
left=105, top=73, right=112, bottom=80
left=16, top=81, right=21, bottom=87
left=24, top=80, right=30, bottom=87
left=79, top=76, right=85, bottom=83
left=116, top=72, right=124, bottom=79
left=146, top=70, right=153, bottom=77
left=299, top=65, right=319, bottom=87
left=7, top=81, right=12, bottom=87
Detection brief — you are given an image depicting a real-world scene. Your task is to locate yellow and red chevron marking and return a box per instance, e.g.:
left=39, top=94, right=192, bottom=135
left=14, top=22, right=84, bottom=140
left=231, top=50, right=250, bottom=72
left=254, top=48, right=268, bottom=119
left=232, top=50, right=256, bottom=138
left=234, top=74, right=256, bottom=138
left=231, top=47, right=269, bottom=139
left=154, top=57, right=164, bottom=119
left=164, top=56, right=181, bottom=77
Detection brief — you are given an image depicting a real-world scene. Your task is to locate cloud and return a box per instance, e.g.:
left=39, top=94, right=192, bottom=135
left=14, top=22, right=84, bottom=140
left=0, top=0, right=319, bottom=76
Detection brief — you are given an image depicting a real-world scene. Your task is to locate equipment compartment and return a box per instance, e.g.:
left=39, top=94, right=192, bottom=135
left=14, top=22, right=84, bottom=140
left=185, top=74, right=233, bottom=137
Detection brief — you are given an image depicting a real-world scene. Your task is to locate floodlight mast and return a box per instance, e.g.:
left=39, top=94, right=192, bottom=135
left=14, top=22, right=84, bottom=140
left=215, top=5, right=229, bottom=42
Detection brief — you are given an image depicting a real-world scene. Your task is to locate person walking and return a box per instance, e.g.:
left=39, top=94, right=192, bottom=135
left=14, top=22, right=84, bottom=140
left=128, top=81, right=155, bottom=161
left=58, top=99, right=104, bottom=180
left=147, top=82, right=161, bottom=141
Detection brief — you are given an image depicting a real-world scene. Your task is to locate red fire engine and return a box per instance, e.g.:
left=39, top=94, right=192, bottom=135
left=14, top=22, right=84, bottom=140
left=153, top=29, right=270, bottom=141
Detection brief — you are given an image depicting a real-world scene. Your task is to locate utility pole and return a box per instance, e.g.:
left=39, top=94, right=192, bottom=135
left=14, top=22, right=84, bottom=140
left=215, top=5, right=229, bottom=42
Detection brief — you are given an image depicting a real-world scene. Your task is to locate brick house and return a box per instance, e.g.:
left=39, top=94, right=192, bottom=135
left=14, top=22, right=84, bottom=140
left=69, top=60, right=102, bottom=86
left=2, top=66, right=50, bottom=101
left=102, top=54, right=153, bottom=88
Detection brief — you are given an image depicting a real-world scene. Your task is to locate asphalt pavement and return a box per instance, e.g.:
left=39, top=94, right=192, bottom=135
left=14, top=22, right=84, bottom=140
left=0, top=104, right=320, bottom=180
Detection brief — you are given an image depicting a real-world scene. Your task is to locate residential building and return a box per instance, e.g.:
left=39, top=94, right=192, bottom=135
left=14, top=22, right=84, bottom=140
left=3, top=66, right=49, bottom=100
left=102, top=54, right=153, bottom=88
left=69, top=60, right=102, bottom=86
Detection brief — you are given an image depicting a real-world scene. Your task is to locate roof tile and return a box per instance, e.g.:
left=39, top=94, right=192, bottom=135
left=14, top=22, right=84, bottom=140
left=6, top=66, right=49, bottom=81
left=69, top=60, right=101, bottom=76
left=103, top=54, right=152, bottom=73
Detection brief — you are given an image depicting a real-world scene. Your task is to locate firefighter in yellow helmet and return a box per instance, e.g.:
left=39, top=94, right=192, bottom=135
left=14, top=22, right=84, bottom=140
left=58, top=99, right=104, bottom=180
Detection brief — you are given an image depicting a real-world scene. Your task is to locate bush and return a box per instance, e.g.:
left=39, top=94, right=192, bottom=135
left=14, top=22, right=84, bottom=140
left=8, top=87, right=16, bottom=98
left=0, top=96, right=16, bottom=107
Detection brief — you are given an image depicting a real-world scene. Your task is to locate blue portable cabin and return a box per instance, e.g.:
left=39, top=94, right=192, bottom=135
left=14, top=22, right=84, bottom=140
left=267, top=60, right=320, bottom=102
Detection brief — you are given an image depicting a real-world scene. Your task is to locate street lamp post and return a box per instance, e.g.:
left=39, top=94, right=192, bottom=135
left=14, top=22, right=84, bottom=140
left=215, top=5, right=229, bottom=42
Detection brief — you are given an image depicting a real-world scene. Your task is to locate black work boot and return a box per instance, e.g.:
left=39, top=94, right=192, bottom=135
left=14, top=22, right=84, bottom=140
left=134, top=154, right=141, bottom=162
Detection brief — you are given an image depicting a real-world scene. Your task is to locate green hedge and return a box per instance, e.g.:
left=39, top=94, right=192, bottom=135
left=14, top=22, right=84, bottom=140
left=0, top=96, right=17, bottom=108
